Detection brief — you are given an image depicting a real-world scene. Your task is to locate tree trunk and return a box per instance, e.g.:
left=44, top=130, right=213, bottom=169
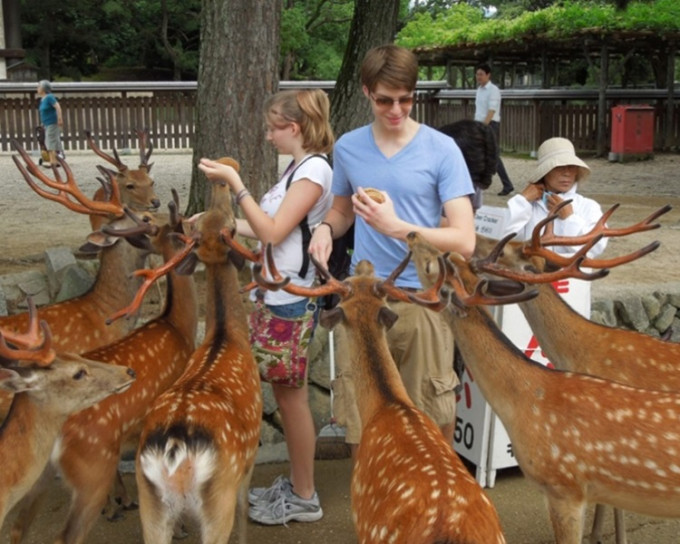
left=330, top=0, right=400, bottom=139
left=187, top=0, right=281, bottom=214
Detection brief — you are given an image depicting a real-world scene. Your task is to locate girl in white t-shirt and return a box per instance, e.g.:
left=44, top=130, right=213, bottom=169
left=199, top=89, right=333, bottom=525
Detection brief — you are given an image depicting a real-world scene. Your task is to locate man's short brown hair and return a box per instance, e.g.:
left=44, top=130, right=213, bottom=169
left=360, top=44, right=418, bottom=93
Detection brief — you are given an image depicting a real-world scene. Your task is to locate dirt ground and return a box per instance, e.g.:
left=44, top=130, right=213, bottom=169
left=1, top=149, right=680, bottom=543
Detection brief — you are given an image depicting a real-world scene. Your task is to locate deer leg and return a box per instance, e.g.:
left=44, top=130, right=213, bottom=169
left=136, top=467, right=179, bottom=544
left=234, top=464, right=255, bottom=544
left=199, top=472, right=238, bottom=544
left=10, top=464, right=56, bottom=544
left=56, top=460, right=118, bottom=544
left=614, top=508, right=627, bottom=544
left=546, top=494, right=586, bottom=544
left=103, top=469, right=138, bottom=521
left=589, top=503, right=606, bottom=544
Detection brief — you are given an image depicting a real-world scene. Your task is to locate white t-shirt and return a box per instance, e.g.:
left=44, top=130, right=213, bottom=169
left=257, top=154, right=333, bottom=305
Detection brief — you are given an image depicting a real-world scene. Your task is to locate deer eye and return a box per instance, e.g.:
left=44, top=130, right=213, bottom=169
left=73, top=369, right=87, bottom=380
left=126, top=183, right=135, bottom=190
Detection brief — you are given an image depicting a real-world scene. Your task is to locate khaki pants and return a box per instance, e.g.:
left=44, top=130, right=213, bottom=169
left=332, top=301, right=457, bottom=444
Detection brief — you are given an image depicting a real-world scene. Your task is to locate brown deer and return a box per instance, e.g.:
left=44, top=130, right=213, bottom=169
left=135, top=171, right=263, bottom=544
left=8, top=142, right=160, bottom=352
left=407, top=230, right=680, bottom=544
left=85, top=129, right=160, bottom=231
left=0, top=301, right=136, bottom=528
left=253, top=245, right=506, bottom=544
left=476, top=203, right=678, bottom=392
left=8, top=198, right=198, bottom=544
left=475, top=204, right=675, bottom=544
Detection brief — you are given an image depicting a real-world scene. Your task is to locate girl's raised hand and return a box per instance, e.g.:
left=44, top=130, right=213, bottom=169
left=198, top=158, right=243, bottom=192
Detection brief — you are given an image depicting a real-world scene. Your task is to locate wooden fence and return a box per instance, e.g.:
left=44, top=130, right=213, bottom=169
left=0, top=82, right=678, bottom=155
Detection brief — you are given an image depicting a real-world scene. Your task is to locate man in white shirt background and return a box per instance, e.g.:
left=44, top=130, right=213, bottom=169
left=475, top=63, right=515, bottom=196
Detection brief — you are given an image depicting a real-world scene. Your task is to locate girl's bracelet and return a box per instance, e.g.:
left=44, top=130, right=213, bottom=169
left=235, top=188, right=251, bottom=205
left=315, top=221, right=334, bottom=238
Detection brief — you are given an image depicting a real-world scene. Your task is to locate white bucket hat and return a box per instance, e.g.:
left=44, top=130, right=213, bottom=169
left=528, top=137, right=590, bottom=184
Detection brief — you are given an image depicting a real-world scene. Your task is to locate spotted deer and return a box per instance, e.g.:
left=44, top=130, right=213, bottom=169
left=8, top=142, right=160, bottom=352
left=8, top=199, right=198, bottom=544
left=408, top=230, right=680, bottom=544
left=475, top=203, right=675, bottom=544
left=0, top=301, right=135, bottom=528
left=476, top=203, right=678, bottom=391
left=135, top=170, right=262, bottom=544
left=85, top=129, right=159, bottom=231
left=254, top=245, right=506, bottom=544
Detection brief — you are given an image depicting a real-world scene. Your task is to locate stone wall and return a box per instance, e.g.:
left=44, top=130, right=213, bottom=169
left=2, top=250, right=679, bottom=462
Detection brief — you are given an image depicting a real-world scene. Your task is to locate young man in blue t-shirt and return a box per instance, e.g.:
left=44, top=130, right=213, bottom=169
left=309, top=44, right=475, bottom=455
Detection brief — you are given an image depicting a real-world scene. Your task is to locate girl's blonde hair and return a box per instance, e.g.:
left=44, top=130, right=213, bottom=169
left=265, top=89, right=334, bottom=154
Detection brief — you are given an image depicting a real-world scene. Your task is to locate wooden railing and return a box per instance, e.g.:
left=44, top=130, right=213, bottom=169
left=1, top=81, right=678, bottom=154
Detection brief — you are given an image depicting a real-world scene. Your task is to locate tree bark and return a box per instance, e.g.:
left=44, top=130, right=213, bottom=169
left=187, top=0, right=281, bottom=214
left=330, top=0, right=400, bottom=139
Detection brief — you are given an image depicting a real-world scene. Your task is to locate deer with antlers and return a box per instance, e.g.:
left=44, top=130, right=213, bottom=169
left=475, top=203, right=675, bottom=544
left=7, top=141, right=160, bottom=352
left=408, top=229, right=680, bottom=544
left=133, top=171, right=262, bottom=544
left=477, top=203, right=677, bottom=392
left=0, top=301, right=136, bottom=529
left=253, top=245, right=506, bottom=544
left=8, top=196, right=199, bottom=544
left=85, top=129, right=159, bottom=231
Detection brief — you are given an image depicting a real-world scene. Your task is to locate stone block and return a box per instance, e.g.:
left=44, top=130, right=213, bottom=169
left=261, top=382, right=277, bottom=416
left=654, top=303, right=678, bottom=335
left=55, top=265, right=95, bottom=302
left=17, top=275, right=50, bottom=307
left=44, top=247, right=77, bottom=298
left=615, top=296, right=650, bottom=332
left=641, top=294, right=661, bottom=321
left=0, top=287, right=7, bottom=316
left=669, top=293, right=680, bottom=308
left=591, top=299, right=617, bottom=327
left=670, top=318, right=680, bottom=343
left=308, top=328, right=331, bottom=391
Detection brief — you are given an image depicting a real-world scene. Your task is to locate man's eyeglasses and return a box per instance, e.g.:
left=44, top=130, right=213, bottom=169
left=370, top=93, right=415, bottom=109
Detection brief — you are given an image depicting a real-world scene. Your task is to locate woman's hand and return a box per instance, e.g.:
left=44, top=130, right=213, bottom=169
left=198, top=158, right=244, bottom=193
left=309, top=224, right=333, bottom=268
left=521, top=182, right=544, bottom=203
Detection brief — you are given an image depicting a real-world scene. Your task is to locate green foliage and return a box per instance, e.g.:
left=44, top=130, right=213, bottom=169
left=397, top=0, right=680, bottom=49
left=397, top=4, right=486, bottom=48
left=280, top=0, right=354, bottom=80
left=20, top=0, right=201, bottom=80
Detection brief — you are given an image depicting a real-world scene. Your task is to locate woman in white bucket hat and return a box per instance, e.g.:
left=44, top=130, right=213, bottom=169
left=503, top=137, right=608, bottom=257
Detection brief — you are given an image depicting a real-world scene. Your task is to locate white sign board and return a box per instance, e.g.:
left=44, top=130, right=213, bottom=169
left=455, top=207, right=591, bottom=487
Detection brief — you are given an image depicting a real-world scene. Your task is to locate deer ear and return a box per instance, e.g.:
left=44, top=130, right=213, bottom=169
left=378, top=306, right=399, bottom=331
left=319, top=308, right=344, bottom=330
left=82, top=230, right=120, bottom=251
left=0, top=367, right=33, bottom=393
left=484, top=279, right=526, bottom=297
left=175, top=251, right=199, bottom=275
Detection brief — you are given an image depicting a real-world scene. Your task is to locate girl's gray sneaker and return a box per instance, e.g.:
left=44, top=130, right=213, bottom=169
left=248, top=475, right=292, bottom=506
left=249, top=490, right=323, bottom=525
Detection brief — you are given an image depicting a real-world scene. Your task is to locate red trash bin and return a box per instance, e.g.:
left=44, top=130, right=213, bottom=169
left=609, top=104, right=654, bottom=162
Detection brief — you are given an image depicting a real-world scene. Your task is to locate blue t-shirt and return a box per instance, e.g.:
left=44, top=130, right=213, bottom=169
left=332, top=124, right=473, bottom=287
left=39, top=94, right=59, bottom=126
